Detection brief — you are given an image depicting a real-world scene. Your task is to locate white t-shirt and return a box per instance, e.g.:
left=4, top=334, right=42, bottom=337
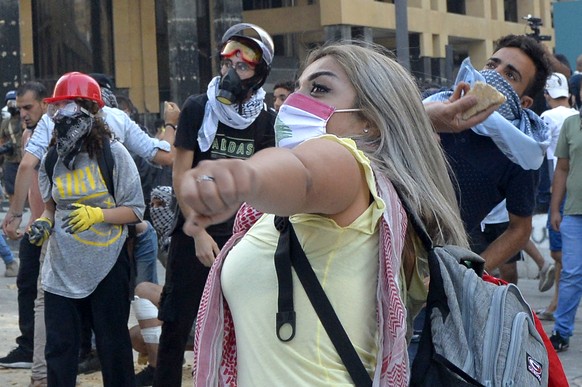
left=541, top=106, right=578, bottom=165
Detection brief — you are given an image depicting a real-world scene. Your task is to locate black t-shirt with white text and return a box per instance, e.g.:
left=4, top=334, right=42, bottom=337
left=174, top=93, right=276, bottom=236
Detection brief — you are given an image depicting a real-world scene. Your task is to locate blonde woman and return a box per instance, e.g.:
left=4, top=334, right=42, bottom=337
left=185, top=41, right=468, bottom=386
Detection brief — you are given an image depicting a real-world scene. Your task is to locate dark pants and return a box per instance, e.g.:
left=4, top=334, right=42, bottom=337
left=79, top=313, right=93, bottom=359
left=3, top=162, right=19, bottom=195
left=15, top=234, right=42, bottom=356
left=536, top=156, right=551, bottom=214
left=44, top=248, right=135, bottom=387
left=473, top=222, right=522, bottom=263
left=153, top=230, right=230, bottom=387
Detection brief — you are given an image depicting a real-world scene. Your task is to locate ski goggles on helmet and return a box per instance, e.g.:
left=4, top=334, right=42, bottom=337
left=47, top=100, right=93, bottom=120
left=220, top=39, right=262, bottom=65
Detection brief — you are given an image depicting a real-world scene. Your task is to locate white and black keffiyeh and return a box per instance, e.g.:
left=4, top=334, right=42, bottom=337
left=479, top=69, right=548, bottom=144
left=101, top=87, right=118, bottom=108
left=423, top=58, right=549, bottom=170
left=197, top=76, right=266, bottom=152
left=54, top=112, right=94, bottom=170
left=149, top=185, right=174, bottom=239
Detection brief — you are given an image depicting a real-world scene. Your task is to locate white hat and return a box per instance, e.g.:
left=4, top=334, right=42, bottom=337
left=545, top=73, right=569, bottom=99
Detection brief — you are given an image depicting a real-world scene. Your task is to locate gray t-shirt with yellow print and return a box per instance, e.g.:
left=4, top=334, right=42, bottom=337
left=39, top=140, right=145, bottom=298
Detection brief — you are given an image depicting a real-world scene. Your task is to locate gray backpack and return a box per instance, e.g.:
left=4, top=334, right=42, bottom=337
left=405, top=211, right=549, bottom=386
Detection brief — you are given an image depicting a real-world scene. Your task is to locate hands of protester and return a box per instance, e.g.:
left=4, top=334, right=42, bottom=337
left=163, top=101, right=180, bottom=127
left=27, top=217, right=53, bottom=246
left=2, top=212, right=23, bottom=240
left=425, top=82, right=500, bottom=133
left=187, top=229, right=220, bottom=267
left=61, top=203, right=105, bottom=234
left=180, top=159, right=252, bottom=232
left=550, top=210, right=562, bottom=233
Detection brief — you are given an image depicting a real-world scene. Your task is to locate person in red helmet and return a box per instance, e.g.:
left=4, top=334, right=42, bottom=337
left=151, top=23, right=276, bottom=387
left=27, top=72, right=144, bottom=387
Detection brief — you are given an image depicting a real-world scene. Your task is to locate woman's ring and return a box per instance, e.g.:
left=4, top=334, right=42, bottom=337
left=195, top=175, right=215, bottom=183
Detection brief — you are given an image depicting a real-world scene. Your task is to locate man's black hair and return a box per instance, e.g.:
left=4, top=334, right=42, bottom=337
left=16, top=81, right=48, bottom=101
left=273, top=80, right=296, bottom=93
left=569, top=74, right=582, bottom=110
left=493, top=34, right=552, bottom=99
left=115, top=94, right=136, bottom=114
left=88, top=73, right=115, bottom=91
left=554, top=54, right=572, bottom=74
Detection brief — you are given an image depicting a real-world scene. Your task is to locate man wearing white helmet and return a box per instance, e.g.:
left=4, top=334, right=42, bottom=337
left=0, top=92, right=20, bottom=278
left=150, top=23, right=276, bottom=387
left=0, top=90, right=24, bottom=207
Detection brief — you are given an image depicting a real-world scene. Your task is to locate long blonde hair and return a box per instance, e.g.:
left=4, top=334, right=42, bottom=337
left=304, top=41, right=468, bottom=247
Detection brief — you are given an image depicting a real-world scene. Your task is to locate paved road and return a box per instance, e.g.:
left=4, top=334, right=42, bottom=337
left=0, top=212, right=580, bottom=385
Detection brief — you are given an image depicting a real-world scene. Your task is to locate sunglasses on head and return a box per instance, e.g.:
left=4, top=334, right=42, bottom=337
left=220, top=40, right=261, bottom=65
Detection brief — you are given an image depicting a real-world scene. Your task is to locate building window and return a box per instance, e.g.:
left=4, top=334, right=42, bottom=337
left=243, top=0, right=284, bottom=10
left=504, top=0, right=518, bottom=22
left=32, top=0, right=114, bottom=86
left=447, top=0, right=465, bottom=15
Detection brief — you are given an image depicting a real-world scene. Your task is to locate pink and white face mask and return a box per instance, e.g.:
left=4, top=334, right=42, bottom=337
left=274, top=92, right=360, bottom=149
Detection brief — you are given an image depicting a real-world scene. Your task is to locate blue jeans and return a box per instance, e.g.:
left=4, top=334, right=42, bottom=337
left=546, top=197, right=565, bottom=252
left=0, top=233, right=15, bottom=264
left=134, top=221, right=158, bottom=285
left=554, top=215, right=582, bottom=337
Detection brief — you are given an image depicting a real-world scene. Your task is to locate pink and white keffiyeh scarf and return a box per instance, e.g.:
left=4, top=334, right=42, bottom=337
left=192, top=173, right=409, bottom=386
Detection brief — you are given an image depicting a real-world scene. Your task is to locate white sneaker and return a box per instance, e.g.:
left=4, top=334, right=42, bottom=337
left=538, top=261, right=555, bottom=292
left=4, top=260, right=18, bottom=277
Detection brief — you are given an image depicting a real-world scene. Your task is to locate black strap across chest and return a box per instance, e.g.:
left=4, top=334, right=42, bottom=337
left=273, top=216, right=372, bottom=387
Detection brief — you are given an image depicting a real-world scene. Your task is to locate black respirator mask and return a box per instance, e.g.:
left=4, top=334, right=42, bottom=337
left=216, top=23, right=274, bottom=105
left=216, top=68, right=246, bottom=105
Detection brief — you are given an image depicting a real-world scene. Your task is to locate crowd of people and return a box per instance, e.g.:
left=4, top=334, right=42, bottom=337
left=0, top=21, right=579, bottom=386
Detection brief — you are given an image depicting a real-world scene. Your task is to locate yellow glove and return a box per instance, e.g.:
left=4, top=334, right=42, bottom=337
left=27, top=217, right=53, bottom=246
left=62, top=203, right=105, bottom=234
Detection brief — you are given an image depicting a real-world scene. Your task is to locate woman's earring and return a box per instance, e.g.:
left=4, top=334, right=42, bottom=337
left=363, top=128, right=369, bottom=133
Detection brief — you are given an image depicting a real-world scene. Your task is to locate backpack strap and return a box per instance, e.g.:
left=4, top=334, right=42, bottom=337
left=274, top=216, right=296, bottom=342
left=274, top=216, right=373, bottom=387
left=97, top=137, right=115, bottom=199
left=126, top=223, right=138, bottom=299
left=44, top=146, right=59, bottom=186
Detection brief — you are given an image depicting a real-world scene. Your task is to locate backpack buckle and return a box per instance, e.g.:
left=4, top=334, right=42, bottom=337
left=276, top=311, right=296, bottom=342
left=274, top=216, right=288, bottom=232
